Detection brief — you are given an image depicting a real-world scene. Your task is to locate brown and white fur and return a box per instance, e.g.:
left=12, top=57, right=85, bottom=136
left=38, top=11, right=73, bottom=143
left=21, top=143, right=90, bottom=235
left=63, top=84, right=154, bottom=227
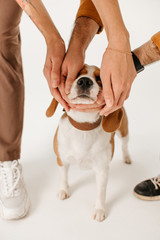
left=46, top=64, right=131, bottom=222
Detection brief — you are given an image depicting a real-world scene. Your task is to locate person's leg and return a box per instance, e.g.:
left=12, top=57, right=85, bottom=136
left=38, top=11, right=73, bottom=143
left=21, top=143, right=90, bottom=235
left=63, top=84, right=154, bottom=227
left=0, top=0, right=24, bottom=161
left=0, top=0, right=30, bottom=220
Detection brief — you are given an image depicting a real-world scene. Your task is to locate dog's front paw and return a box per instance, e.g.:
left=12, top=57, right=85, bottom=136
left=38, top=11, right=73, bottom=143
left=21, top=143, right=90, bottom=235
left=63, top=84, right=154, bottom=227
left=58, top=190, right=69, bottom=200
left=93, top=209, right=106, bottom=222
left=124, top=155, right=132, bottom=164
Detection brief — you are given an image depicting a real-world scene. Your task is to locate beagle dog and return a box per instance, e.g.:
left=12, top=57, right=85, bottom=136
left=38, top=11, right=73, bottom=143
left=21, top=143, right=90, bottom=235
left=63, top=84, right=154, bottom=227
left=46, top=64, right=131, bottom=222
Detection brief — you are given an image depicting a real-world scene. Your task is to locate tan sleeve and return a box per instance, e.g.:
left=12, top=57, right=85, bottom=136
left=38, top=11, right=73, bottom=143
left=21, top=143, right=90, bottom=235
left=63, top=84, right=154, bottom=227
left=76, top=0, right=103, bottom=34
left=151, top=32, right=160, bottom=51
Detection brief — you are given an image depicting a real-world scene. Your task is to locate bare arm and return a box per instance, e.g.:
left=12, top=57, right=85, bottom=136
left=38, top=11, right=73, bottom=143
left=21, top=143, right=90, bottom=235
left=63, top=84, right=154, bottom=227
left=133, top=40, right=160, bottom=66
left=91, top=0, right=137, bottom=116
left=58, top=17, right=99, bottom=108
left=15, top=0, right=69, bottom=110
left=72, top=35, right=160, bottom=114
left=16, top=0, right=61, bottom=43
left=62, top=17, right=99, bottom=94
left=92, top=0, right=129, bottom=46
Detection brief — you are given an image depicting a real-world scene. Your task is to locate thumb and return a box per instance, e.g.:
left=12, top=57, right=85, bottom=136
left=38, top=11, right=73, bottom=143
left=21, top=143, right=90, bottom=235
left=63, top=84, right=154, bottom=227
left=97, top=91, right=105, bottom=104
left=65, top=69, right=78, bottom=94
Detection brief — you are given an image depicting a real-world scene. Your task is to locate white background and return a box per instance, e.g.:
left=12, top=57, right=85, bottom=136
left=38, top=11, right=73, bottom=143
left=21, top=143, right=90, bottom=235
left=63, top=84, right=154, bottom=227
left=1, top=0, right=160, bottom=239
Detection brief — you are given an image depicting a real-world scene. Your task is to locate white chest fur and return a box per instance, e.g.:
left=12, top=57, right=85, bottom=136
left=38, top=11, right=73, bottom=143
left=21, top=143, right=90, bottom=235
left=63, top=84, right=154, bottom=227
left=57, top=111, right=112, bottom=170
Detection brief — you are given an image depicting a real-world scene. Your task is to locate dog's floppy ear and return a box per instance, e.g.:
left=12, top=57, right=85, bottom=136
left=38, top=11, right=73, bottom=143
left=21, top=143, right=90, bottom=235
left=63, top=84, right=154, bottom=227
left=46, top=98, right=58, bottom=117
left=102, top=108, right=124, bottom=133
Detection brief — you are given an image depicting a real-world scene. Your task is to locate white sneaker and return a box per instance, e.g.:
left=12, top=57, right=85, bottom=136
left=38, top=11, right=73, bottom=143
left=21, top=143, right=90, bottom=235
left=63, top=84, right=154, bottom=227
left=0, top=160, right=30, bottom=220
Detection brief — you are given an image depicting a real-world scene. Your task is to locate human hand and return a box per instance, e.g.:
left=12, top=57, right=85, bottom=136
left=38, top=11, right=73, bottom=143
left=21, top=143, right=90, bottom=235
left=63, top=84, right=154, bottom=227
left=59, top=44, right=106, bottom=112
left=43, top=38, right=70, bottom=111
left=99, top=47, right=137, bottom=116
left=59, top=51, right=105, bottom=112
left=61, top=46, right=85, bottom=95
left=71, top=91, right=105, bottom=112
left=59, top=48, right=106, bottom=112
left=56, top=16, right=99, bottom=112
left=57, top=45, right=85, bottom=109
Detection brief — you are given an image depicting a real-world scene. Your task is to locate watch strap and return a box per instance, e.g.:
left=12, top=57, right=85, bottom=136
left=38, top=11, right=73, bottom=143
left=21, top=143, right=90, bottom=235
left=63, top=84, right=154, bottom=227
left=131, top=51, right=144, bottom=73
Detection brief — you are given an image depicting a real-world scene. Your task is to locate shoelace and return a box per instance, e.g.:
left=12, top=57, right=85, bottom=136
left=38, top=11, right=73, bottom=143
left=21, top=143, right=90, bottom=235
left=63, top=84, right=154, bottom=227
left=0, top=160, right=21, bottom=198
left=151, top=175, right=160, bottom=190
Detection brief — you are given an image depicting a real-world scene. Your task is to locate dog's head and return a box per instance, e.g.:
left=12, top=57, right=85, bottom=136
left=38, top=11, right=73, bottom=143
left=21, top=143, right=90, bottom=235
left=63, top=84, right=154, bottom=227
left=68, top=64, right=102, bottom=104
left=46, top=64, right=123, bottom=133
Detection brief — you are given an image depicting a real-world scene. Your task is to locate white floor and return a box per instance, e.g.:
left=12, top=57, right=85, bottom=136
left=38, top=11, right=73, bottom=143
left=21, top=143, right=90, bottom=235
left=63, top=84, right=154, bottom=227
left=1, top=0, right=160, bottom=239
left=1, top=130, right=160, bottom=240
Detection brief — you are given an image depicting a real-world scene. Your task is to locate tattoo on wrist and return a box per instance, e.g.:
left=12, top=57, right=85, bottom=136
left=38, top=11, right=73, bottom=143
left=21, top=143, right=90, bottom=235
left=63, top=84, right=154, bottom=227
left=16, top=0, right=42, bottom=32
left=16, top=0, right=36, bottom=11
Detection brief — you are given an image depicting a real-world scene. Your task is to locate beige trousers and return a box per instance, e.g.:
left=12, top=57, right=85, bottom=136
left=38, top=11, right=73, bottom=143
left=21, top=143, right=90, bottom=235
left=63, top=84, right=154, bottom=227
left=0, top=0, right=24, bottom=161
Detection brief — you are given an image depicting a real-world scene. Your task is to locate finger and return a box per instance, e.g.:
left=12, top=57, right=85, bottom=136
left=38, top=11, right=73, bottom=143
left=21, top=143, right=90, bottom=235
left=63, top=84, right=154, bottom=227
left=100, top=105, right=120, bottom=117
left=44, top=64, right=53, bottom=93
left=99, top=105, right=109, bottom=116
left=113, top=76, right=131, bottom=106
left=61, top=63, right=72, bottom=99
left=125, top=87, right=131, bottom=100
left=43, top=60, right=52, bottom=84
left=113, top=79, right=123, bottom=106
left=102, top=73, right=114, bottom=108
left=44, top=63, right=70, bottom=111
left=117, top=91, right=126, bottom=107
left=61, top=63, right=73, bottom=96
left=58, top=77, right=74, bottom=108
left=73, top=106, right=103, bottom=112
left=65, top=75, right=76, bottom=94
left=59, top=77, right=69, bottom=102
left=97, top=91, right=105, bottom=104
left=73, top=103, right=104, bottom=113
left=105, top=105, right=122, bottom=116
left=52, top=88, right=70, bottom=112
left=65, top=66, right=79, bottom=94
left=74, top=101, right=105, bottom=110
left=51, top=58, right=62, bottom=88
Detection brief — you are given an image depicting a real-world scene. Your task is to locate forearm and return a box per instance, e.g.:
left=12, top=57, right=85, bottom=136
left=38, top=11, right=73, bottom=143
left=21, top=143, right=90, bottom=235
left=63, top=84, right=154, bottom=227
left=61, top=17, right=99, bottom=95
left=91, top=0, right=129, bottom=48
left=15, top=0, right=62, bottom=44
left=133, top=40, right=160, bottom=66
left=67, top=17, right=99, bottom=53
left=76, top=0, right=103, bottom=34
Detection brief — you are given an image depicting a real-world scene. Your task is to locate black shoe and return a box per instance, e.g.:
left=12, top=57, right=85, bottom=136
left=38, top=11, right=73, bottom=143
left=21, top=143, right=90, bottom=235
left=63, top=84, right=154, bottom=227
left=134, top=175, right=160, bottom=201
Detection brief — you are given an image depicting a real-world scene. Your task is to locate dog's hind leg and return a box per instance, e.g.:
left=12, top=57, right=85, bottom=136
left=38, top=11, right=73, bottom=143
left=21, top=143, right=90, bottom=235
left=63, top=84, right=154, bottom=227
left=58, top=164, right=70, bottom=200
left=121, top=134, right=131, bottom=164
left=117, top=108, right=131, bottom=164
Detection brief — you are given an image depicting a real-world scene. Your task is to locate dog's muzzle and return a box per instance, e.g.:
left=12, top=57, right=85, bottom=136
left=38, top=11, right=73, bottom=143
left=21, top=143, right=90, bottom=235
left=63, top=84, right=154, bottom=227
left=77, top=77, right=93, bottom=90
left=68, top=75, right=100, bottom=104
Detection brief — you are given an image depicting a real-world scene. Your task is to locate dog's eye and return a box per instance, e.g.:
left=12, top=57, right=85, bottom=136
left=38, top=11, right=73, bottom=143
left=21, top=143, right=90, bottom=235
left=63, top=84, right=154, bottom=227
left=95, top=75, right=101, bottom=81
left=95, top=75, right=102, bottom=87
left=77, top=72, right=81, bottom=78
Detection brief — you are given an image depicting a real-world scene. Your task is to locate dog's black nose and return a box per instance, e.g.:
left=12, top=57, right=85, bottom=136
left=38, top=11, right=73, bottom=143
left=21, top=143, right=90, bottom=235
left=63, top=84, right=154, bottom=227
left=77, top=77, right=93, bottom=89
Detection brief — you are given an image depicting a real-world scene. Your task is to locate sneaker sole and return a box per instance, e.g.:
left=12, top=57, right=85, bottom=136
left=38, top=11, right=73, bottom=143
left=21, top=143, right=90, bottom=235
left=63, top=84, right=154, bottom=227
left=134, top=191, right=160, bottom=201
left=0, top=196, right=30, bottom=220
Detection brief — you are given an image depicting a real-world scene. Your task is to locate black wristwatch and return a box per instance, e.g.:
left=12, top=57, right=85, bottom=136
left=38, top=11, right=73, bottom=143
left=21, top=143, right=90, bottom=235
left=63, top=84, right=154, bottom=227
left=131, top=52, right=144, bottom=73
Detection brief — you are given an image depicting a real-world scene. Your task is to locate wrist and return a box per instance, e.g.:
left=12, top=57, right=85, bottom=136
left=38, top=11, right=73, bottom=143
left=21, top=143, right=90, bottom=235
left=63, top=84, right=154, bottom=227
left=107, top=29, right=130, bottom=51
left=44, top=26, right=63, bottom=45
left=68, top=40, right=86, bottom=56
left=45, top=34, right=65, bottom=48
left=68, top=17, right=98, bottom=54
